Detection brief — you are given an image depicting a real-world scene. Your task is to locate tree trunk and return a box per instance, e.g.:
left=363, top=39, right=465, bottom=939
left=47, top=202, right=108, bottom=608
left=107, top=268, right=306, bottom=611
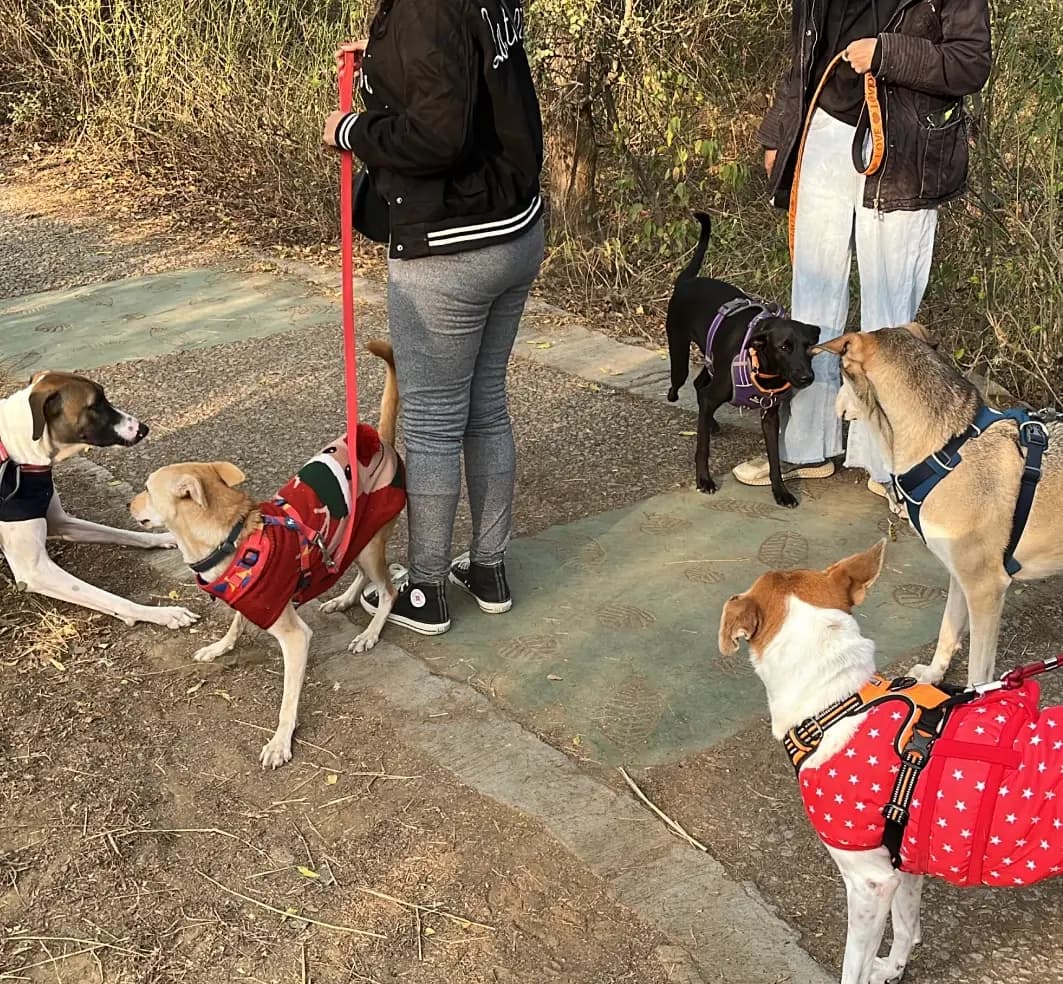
left=546, top=61, right=597, bottom=237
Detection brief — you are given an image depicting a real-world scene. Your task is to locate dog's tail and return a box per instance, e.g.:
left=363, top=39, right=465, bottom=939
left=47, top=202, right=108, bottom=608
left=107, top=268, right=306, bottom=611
left=367, top=339, right=399, bottom=446
left=675, top=211, right=712, bottom=285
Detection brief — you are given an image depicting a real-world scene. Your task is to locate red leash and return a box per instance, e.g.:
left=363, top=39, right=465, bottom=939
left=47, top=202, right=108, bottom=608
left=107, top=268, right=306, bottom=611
left=335, top=49, right=361, bottom=562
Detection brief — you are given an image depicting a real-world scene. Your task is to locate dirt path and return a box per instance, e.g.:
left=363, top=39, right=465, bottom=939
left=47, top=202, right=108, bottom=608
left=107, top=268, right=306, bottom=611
left=0, top=166, right=683, bottom=984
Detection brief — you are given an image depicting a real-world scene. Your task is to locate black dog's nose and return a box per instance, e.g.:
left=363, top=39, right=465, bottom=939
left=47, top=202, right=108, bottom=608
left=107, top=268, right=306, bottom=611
left=795, top=375, right=814, bottom=388
left=136, top=422, right=149, bottom=441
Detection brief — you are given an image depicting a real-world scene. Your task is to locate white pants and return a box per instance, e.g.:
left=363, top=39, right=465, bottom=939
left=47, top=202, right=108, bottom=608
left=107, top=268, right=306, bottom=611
left=778, top=110, right=939, bottom=483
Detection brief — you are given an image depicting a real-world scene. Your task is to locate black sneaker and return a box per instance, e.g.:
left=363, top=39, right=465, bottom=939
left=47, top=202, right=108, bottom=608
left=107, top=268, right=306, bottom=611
left=448, top=552, right=512, bottom=614
left=360, top=575, right=450, bottom=636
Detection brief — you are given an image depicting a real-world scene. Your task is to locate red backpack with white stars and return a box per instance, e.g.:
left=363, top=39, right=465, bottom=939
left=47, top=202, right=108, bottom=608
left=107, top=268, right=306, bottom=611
left=796, top=677, right=1063, bottom=887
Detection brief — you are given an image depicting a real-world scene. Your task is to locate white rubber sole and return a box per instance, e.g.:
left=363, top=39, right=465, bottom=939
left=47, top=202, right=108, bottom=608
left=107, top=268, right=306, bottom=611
left=358, top=593, right=451, bottom=636
left=448, top=571, right=513, bottom=614
left=732, top=460, right=836, bottom=487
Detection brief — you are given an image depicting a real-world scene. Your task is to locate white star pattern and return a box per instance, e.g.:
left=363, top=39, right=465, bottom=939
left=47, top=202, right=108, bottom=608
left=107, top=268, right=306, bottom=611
left=797, top=694, right=1061, bottom=889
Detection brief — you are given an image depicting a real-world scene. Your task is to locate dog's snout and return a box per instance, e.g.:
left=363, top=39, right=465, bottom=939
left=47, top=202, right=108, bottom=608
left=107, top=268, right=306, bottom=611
left=135, top=422, right=149, bottom=442
left=795, top=374, right=814, bottom=389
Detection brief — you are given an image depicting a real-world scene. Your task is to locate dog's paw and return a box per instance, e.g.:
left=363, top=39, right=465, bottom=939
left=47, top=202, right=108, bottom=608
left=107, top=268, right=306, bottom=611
left=320, top=593, right=357, bottom=615
left=141, top=531, right=178, bottom=550
left=697, top=476, right=718, bottom=495
left=260, top=736, right=293, bottom=770
left=908, top=662, right=944, bottom=686
left=774, top=489, right=799, bottom=509
left=192, top=642, right=226, bottom=663
left=871, top=956, right=907, bottom=984
left=348, top=630, right=380, bottom=654
left=148, top=606, right=199, bottom=629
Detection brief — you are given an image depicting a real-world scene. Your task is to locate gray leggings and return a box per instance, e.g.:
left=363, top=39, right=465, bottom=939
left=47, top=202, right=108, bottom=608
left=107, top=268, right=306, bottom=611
left=387, top=221, right=544, bottom=584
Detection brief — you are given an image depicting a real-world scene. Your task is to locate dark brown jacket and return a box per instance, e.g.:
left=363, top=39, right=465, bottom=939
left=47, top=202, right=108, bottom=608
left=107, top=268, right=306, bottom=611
left=759, top=0, right=991, bottom=212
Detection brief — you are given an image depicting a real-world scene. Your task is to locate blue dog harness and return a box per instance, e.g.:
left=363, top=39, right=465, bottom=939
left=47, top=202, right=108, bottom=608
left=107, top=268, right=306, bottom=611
left=704, top=297, right=793, bottom=411
left=891, top=406, right=1050, bottom=576
left=0, top=437, right=54, bottom=523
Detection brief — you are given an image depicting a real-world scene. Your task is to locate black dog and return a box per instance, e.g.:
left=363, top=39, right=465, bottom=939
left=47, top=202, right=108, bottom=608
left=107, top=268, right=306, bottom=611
left=665, top=212, right=819, bottom=508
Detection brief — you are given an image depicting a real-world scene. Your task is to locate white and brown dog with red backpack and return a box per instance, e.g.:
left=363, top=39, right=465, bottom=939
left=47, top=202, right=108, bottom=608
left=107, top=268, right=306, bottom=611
left=130, top=341, right=405, bottom=769
left=721, top=541, right=1063, bottom=984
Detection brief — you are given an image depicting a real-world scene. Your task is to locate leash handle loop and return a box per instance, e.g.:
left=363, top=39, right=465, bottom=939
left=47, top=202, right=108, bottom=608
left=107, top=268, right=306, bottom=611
left=788, top=52, right=885, bottom=261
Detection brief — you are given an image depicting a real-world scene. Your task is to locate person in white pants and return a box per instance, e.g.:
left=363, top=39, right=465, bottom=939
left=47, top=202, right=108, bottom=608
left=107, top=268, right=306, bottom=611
left=736, top=0, right=991, bottom=497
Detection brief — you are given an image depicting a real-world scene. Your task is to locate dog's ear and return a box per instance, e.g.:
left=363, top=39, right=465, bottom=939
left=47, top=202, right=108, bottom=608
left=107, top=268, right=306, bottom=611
left=28, top=383, right=63, bottom=442
left=826, top=539, right=886, bottom=608
left=719, top=594, right=760, bottom=655
left=211, top=462, right=247, bottom=488
left=172, top=474, right=208, bottom=508
left=902, top=322, right=939, bottom=350
left=811, top=331, right=858, bottom=357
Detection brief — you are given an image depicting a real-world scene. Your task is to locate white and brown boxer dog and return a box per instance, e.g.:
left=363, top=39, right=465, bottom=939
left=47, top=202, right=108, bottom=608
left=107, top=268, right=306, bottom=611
left=0, top=371, right=197, bottom=628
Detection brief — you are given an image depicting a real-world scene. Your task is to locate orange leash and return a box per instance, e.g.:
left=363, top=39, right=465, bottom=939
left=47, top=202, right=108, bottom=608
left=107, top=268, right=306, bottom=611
left=336, top=50, right=361, bottom=560
left=787, top=53, right=885, bottom=262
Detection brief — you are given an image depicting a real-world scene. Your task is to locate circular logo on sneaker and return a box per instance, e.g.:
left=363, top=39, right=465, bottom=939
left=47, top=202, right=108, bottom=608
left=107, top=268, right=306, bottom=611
left=410, top=588, right=427, bottom=609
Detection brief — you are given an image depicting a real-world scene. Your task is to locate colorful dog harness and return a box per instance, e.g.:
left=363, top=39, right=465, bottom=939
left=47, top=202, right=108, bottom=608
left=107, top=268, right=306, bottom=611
left=788, top=674, right=1063, bottom=887
left=0, top=436, right=54, bottom=523
left=195, top=424, right=405, bottom=629
left=704, top=297, right=793, bottom=411
left=891, top=406, right=1050, bottom=575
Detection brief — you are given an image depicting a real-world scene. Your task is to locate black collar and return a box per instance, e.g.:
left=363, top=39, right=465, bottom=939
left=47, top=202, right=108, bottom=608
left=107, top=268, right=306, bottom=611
left=189, top=517, right=247, bottom=575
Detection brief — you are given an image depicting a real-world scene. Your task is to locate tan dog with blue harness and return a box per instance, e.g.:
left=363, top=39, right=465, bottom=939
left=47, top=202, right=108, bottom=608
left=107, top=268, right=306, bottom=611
left=816, top=322, right=1063, bottom=687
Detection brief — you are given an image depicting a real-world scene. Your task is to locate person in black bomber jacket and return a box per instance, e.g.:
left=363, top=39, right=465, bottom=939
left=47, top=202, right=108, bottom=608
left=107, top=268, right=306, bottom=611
left=731, top=0, right=991, bottom=499
left=322, top=0, right=544, bottom=635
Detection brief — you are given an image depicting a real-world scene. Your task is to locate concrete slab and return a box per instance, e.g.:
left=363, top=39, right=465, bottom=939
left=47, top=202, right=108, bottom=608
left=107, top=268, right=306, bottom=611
left=0, top=267, right=339, bottom=376
left=407, top=480, right=942, bottom=766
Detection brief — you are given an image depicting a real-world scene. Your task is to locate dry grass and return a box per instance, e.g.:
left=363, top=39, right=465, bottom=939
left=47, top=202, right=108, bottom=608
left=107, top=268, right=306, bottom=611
left=0, top=0, right=1059, bottom=400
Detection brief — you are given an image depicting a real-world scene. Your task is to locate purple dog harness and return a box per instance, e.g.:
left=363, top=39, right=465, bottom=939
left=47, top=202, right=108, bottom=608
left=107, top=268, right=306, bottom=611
left=705, top=297, right=793, bottom=411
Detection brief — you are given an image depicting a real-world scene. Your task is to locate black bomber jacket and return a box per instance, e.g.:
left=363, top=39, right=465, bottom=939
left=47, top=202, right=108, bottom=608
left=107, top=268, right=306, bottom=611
left=335, top=0, right=544, bottom=259
left=760, top=0, right=991, bottom=213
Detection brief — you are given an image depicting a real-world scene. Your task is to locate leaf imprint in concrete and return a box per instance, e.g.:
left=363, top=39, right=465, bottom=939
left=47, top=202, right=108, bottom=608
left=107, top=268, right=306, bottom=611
left=597, top=674, right=668, bottom=749
left=639, top=511, right=692, bottom=535
left=595, top=603, right=656, bottom=631
left=892, top=583, right=948, bottom=609
left=683, top=562, right=725, bottom=585
left=758, top=529, right=810, bottom=568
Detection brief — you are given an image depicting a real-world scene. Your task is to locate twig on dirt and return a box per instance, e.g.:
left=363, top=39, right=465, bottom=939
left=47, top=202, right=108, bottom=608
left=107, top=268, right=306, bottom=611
left=0, top=944, right=107, bottom=979
left=301, top=943, right=308, bottom=984
left=88, top=826, right=269, bottom=859
left=233, top=720, right=339, bottom=760
left=195, top=869, right=385, bottom=939
left=302, top=812, right=326, bottom=847
left=5, top=935, right=137, bottom=955
left=292, top=821, right=316, bottom=870
left=353, top=886, right=494, bottom=931
left=414, top=908, right=424, bottom=962
left=617, top=766, right=709, bottom=853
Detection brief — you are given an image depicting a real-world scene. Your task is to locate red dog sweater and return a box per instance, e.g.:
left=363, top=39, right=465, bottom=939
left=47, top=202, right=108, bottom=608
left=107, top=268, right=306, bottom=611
left=198, top=426, right=405, bottom=629
left=800, top=681, right=1063, bottom=887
